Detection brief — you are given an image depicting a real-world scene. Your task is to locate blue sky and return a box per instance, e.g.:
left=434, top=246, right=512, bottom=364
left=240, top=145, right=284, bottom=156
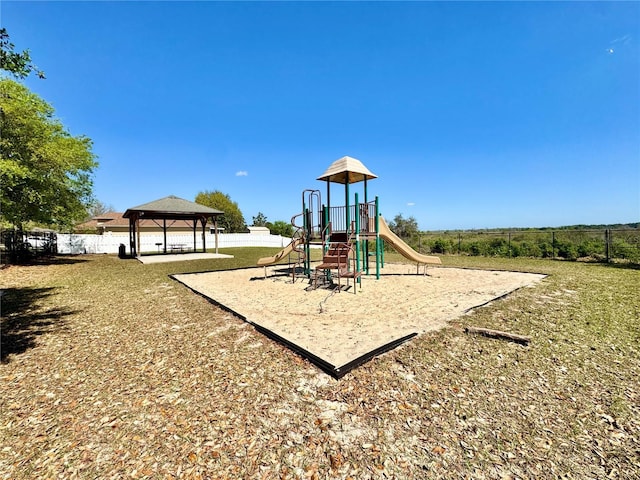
left=4, top=1, right=639, bottom=230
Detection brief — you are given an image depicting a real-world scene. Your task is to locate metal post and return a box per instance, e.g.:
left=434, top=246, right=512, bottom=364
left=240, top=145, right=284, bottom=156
left=304, top=206, right=310, bottom=276
left=364, top=177, right=369, bottom=273
left=326, top=180, right=331, bottom=214
left=345, top=172, right=350, bottom=237
left=355, top=192, right=360, bottom=274
left=375, top=197, right=381, bottom=279
left=323, top=205, right=329, bottom=236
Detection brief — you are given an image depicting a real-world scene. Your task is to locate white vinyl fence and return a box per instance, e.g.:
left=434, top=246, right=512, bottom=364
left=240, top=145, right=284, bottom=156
left=57, top=232, right=293, bottom=255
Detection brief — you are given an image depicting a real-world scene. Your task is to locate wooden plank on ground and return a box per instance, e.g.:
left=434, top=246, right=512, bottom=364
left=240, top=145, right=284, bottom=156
left=464, top=326, right=531, bottom=345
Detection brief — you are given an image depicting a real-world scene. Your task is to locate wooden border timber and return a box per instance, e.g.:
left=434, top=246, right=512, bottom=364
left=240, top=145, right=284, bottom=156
left=464, top=326, right=531, bottom=346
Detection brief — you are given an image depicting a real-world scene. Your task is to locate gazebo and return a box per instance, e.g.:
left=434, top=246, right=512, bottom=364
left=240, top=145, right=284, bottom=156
left=123, top=195, right=224, bottom=257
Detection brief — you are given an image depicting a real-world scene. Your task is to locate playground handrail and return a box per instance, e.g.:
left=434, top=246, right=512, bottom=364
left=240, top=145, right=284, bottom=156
left=291, top=212, right=304, bottom=231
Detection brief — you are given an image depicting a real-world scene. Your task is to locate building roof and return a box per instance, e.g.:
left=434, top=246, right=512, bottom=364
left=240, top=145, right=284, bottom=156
left=75, top=211, right=127, bottom=230
left=75, top=212, right=202, bottom=230
left=124, top=195, right=224, bottom=218
left=317, top=156, right=378, bottom=184
left=248, top=226, right=270, bottom=234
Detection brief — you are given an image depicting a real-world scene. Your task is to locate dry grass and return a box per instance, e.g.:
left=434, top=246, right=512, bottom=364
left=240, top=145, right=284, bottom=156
left=1, top=250, right=639, bottom=479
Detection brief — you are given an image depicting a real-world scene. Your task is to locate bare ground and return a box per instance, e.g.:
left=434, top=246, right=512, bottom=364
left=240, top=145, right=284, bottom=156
left=1, top=254, right=638, bottom=479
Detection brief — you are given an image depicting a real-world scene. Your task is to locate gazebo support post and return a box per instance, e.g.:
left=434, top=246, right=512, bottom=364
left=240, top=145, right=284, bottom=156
left=192, top=219, right=197, bottom=252
left=201, top=217, right=207, bottom=253
left=214, top=217, right=219, bottom=254
left=163, top=219, right=167, bottom=254
left=129, top=216, right=136, bottom=257
left=136, top=217, right=141, bottom=258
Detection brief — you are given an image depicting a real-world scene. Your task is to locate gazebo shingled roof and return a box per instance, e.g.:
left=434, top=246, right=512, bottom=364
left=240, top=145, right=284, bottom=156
left=123, top=195, right=223, bottom=219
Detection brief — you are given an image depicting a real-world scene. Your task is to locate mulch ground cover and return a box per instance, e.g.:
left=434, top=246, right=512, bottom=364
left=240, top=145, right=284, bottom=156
left=1, top=252, right=638, bottom=479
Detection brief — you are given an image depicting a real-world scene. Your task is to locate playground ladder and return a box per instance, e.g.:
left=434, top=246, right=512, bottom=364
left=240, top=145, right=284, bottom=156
left=314, top=240, right=361, bottom=294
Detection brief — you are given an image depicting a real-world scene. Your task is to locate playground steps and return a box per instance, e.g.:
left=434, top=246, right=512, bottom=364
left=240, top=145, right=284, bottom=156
left=316, top=243, right=351, bottom=269
left=314, top=242, right=361, bottom=294
left=329, top=232, right=349, bottom=243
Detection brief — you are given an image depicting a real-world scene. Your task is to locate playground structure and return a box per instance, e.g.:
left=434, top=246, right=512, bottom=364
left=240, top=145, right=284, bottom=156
left=257, top=156, right=441, bottom=289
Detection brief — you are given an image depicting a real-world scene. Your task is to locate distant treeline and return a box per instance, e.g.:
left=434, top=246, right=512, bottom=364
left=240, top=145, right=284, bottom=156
left=387, top=223, right=640, bottom=263
left=422, top=222, right=639, bottom=234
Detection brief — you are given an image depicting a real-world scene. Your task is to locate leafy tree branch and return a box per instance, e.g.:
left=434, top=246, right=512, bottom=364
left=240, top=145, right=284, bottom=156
left=0, top=28, right=45, bottom=79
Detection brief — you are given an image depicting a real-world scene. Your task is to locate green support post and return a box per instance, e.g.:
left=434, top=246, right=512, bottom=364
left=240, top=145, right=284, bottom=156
left=345, top=173, right=350, bottom=237
left=322, top=204, right=331, bottom=283
left=355, top=193, right=360, bottom=277
left=364, top=178, right=369, bottom=275
left=375, top=198, right=381, bottom=279
left=304, top=206, right=311, bottom=276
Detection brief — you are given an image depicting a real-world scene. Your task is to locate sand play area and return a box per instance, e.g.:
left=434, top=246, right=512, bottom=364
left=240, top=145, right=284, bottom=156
left=173, top=264, right=546, bottom=376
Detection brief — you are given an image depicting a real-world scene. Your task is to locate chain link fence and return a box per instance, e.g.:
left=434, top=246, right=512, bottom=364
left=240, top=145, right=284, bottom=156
left=3, top=227, right=638, bottom=265
left=403, top=228, right=640, bottom=264
left=0, top=230, right=58, bottom=264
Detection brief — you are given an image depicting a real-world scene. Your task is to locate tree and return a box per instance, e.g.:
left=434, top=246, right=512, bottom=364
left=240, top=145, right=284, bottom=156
left=268, top=220, right=294, bottom=238
left=388, top=214, right=419, bottom=239
left=195, top=190, right=246, bottom=233
left=0, top=79, right=97, bottom=230
left=87, top=200, right=116, bottom=219
left=0, top=28, right=45, bottom=79
left=252, top=212, right=267, bottom=227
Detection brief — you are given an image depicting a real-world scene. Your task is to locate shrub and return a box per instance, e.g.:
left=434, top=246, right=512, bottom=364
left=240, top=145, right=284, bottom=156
left=488, top=238, right=508, bottom=256
left=555, top=240, right=578, bottom=260
left=468, top=241, right=485, bottom=256
left=432, top=239, right=449, bottom=254
left=611, top=239, right=639, bottom=261
left=516, top=241, right=542, bottom=258
left=577, top=239, right=605, bottom=258
left=537, top=240, right=554, bottom=258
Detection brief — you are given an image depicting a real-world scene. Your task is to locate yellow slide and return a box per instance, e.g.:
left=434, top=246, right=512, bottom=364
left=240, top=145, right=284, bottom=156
left=378, top=217, right=442, bottom=265
left=256, top=237, right=305, bottom=266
